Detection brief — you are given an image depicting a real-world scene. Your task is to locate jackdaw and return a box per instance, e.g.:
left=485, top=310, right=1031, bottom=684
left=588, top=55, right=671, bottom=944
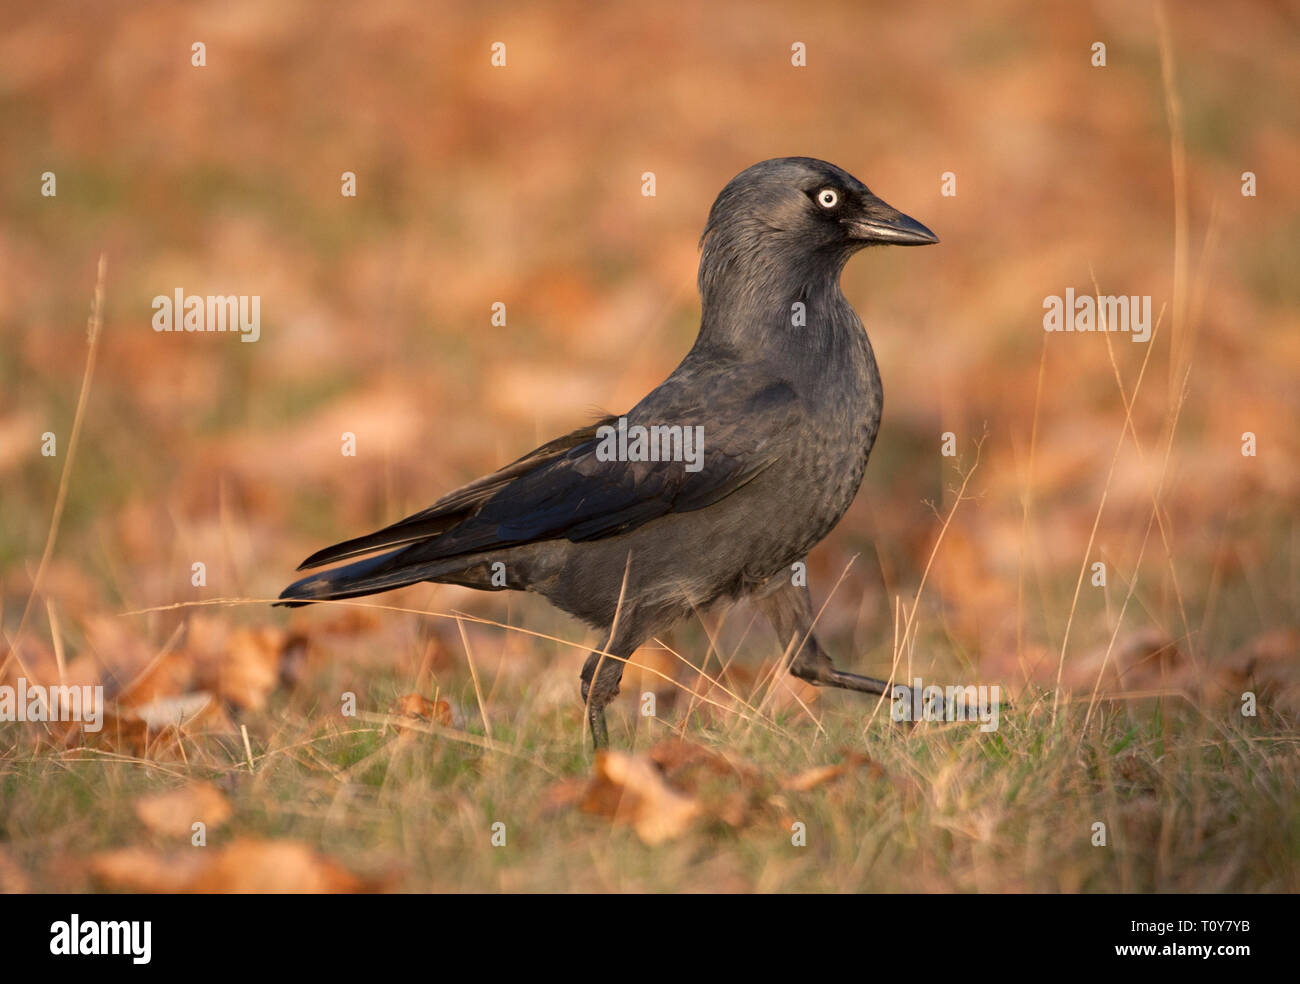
left=279, top=157, right=939, bottom=747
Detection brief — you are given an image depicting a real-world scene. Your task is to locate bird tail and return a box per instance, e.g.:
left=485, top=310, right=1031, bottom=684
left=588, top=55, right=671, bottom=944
left=275, top=548, right=472, bottom=608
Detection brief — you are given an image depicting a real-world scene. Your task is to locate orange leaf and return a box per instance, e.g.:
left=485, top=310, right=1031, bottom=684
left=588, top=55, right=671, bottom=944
left=91, top=839, right=377, bottom=893
left=134, top=782, right=232, bottom=838
left=582, top=750, right=700, bottom=845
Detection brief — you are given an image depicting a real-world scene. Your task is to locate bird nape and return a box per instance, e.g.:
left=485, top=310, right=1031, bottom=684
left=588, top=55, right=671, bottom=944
left=278, top=157, right=940, bottom=748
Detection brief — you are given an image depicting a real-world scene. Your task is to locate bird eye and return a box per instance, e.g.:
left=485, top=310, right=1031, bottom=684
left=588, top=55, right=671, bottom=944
left=816, top=188, right=839, bottom=209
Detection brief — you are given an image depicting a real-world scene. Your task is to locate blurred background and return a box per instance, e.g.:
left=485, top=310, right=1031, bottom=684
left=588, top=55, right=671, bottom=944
left=1, top=0, right=1297, bottom=733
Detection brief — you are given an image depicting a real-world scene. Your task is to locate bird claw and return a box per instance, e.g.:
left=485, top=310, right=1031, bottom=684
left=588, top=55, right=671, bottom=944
left=889, top=683, right=951, bottom=726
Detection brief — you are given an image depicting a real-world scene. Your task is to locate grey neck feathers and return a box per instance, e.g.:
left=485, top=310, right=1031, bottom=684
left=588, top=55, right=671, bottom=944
left=693, top=230, right=868, bottom=379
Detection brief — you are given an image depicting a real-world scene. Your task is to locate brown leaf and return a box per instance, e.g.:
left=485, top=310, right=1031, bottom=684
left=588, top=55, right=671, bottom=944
left=89, top=846, right=206, bottom=893
left=646, top=737, right=760, bottom=789
left=581, top=750, right=701, bottom=845
left=0, top=846, right=30, bottom=894
left=112, top=650, right=195, bottom=708
left=134, top=781, right=232, bottom=838
left=538, top=777, right=588, bottom=814
left=278, top=633, right=310, bottom=688
left=647, top=737, right=730, bottom=775
left=1221, top=629, right=1300, bottom=714
left=118, top=692, right=214, bottom=730
left=91, top=839, right=376, bottom=893
left=388, top=693, right=454, bottom=729
left=314, top=607, right=382, bottom=636
left=187, top=838, right=371, bottom=893
left=97, top=691, right=236, bottom=757
left=216, top=627, right=284, bottom=710
left=783, top=751, right=884, bottom=792
left=188, top=619, right=286, bottom=711
left=83, top=615, right=162, bottom=694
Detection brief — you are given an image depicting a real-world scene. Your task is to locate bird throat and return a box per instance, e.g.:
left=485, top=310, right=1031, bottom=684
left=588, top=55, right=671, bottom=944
left=697, top=247, right=865, bottom=375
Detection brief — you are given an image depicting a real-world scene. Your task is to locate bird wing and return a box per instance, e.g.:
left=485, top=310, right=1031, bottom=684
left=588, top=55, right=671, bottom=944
left=295, top=369, right=800, bottom=572
left=295, top=416, right=619, bottom=569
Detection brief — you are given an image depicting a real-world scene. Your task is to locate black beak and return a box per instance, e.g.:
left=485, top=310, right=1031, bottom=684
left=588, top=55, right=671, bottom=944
left=848, top=195, right=939, bottom=246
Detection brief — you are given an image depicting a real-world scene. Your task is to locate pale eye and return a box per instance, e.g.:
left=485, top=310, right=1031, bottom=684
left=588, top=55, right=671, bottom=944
left=817, top=188, right=839, bottom=208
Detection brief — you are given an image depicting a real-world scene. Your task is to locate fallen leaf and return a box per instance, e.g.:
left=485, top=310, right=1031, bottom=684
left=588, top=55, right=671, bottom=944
left=96, top=691, right=235, bottom=757
left=647, top=737, right=733, bottom=776
left=110, top=650, right=195, bottom=708
left=1220, top=629, right=1300, bottom=714
left=581, top=750, right=701, bottom=845
left=119, top=692, right=214, bottom=730
left=0, top=846, right=29, bottom=894
left=134, top=782, right=232, bottom=838
left=538, top=777, right=588, bottom=813
left=187, top=838, right=371, bottom=893
left=783, top=751, right=883, bottom=792
left=1066, top=628, right=1182, bottom=695
left=91, top=838, right=377, bottom=893
left=212, top=627, right=284, bottom=710
left=278, top=633, right=310, bottom=688
left=647, top=737, right=761, bottom=788
left=90, top=846, right=205, bottom=893
left=388, top=693, right=454, bottom=730
left=188, top=618, right=287, bottom=711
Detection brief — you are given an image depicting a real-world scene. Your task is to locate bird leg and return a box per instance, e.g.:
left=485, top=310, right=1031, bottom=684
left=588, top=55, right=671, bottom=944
left=756, top=579, right=989, bottom=722
left=580, top=644, right=630, bottom=749
left=756, top=577, right=906, bottom=708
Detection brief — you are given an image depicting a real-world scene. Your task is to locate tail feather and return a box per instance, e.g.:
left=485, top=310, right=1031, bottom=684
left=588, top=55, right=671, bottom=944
left=275, top=548, right=470, bottom=607
left=295, top=513, right=464, bottom=571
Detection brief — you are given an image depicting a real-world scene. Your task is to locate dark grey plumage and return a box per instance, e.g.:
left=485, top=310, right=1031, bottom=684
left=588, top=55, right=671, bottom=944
left=278, top=157, right=938, bottom=746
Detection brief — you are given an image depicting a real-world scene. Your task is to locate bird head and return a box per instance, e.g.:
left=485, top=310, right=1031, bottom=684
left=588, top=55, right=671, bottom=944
left=698, top=157, right=937, bottom=303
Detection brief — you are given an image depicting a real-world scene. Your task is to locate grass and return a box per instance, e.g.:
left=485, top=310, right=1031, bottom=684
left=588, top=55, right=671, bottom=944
left=2, top=668, right=1294, bottom=892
